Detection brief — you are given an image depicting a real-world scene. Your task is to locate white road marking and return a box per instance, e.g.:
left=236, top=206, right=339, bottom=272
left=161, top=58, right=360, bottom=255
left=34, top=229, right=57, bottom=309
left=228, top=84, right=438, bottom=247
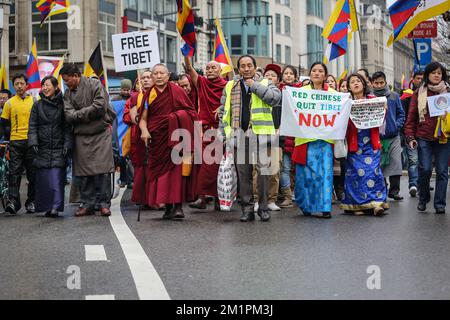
left=85, top=295, right=115, bottom=300
left=85, top=245, right=108, bottom=262
left=109, top=189, right=171, bottom=300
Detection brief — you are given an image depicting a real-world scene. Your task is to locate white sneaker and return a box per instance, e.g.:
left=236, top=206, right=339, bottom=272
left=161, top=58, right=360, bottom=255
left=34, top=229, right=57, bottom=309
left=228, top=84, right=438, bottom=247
left=268, top=202, right=281, bottom=211
left=409, top=186, right=417, bottom=198
left=254, top=202, right=259, bottom=213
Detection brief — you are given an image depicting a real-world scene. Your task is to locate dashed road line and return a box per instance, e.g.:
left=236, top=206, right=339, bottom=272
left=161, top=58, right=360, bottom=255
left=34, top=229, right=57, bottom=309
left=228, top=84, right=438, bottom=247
left=85, top=245, right=108, bottom=262
left=85, top=295, right=115, bottom=300
left=109, top=189, right=171, bottom=300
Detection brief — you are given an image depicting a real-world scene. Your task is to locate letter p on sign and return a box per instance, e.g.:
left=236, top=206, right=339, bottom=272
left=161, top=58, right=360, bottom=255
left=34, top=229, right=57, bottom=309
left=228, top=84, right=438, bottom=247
left=414, top=39, right=432, bottom=66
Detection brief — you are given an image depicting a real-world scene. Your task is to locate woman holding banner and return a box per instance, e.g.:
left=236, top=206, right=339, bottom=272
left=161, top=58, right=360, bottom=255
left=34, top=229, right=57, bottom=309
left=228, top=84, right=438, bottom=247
left=404, top=62, right=450, bottom=215
left=292, top=62, right=334, bottom=219
left=340, top=73, right=387, bottom=216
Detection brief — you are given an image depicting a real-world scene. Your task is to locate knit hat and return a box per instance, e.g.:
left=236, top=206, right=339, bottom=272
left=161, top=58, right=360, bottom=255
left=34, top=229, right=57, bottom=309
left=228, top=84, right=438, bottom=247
left=121, top=79, right=133, bottom=90
left=264, top=64, right=282, bottom=78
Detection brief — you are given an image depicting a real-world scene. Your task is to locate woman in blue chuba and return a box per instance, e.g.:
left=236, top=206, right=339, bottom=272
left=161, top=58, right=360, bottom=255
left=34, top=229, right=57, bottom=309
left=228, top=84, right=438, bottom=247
left=340, top=73, right=388, bottom=216
left=292, top=62, right=335, bottom=219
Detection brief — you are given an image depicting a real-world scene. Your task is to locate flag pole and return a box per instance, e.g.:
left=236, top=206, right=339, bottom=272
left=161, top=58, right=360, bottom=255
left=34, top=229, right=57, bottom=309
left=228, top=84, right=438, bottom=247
left=98, top=40, right=109, bottom=92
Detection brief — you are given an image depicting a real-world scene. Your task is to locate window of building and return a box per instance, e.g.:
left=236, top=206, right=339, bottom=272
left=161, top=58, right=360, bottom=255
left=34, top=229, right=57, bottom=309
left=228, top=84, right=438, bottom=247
left=166, top=36, right=176, bottom=63
left=230, top=0, right=241, bottom=16
left=9, top=0, right=16, bottom=55
left=362, top=44, right=368, bottom=60
left=247, top=0, right=257, bottom=16
left=276, top=44, right=282, bottom=63
left=261, top=35, right=268, bottom=56
left=307, top=0, right=323, bottom=19
left=276, top=14, right=281, bottom=34
left=285, top=46, right=291, bottom=64
left=284, top=16, right=291, bottom=35
left=248, top=35, right=256, bottom=55
left=31, top=0, right=68, bottom=52
left=99, top=0, right=116, bottom=53
left=307, top=24, right=323, bottom=67
left=231, top=35, right=242, bottom=55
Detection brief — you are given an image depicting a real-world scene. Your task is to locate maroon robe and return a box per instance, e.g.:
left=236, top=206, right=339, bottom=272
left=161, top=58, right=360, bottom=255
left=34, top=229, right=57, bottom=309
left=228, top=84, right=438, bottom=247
left=195, top=76, right=227, bottom=197
left=124, top=90, right=148, bottom=204
left=143, top=82, right=199, bottom=206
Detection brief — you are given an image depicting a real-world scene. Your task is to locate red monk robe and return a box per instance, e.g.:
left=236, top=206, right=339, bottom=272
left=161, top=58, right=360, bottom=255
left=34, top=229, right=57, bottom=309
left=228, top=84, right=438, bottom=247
left=123, top=90, right=147, bottom=204
left=195, top=75, right=228, bottom=197
left=143, top=82, right=199, bottom=206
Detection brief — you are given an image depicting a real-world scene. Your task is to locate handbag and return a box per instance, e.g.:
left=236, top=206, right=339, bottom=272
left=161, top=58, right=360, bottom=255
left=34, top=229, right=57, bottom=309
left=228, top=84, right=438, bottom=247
left=334, top=139, right=348, bottom=159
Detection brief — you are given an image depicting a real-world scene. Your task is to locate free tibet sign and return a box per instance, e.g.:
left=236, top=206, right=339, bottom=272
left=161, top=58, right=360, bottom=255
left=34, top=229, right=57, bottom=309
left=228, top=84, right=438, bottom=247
left=112, top=30, right=161, bottom=72
left=407, top=20, right=437, bottom=38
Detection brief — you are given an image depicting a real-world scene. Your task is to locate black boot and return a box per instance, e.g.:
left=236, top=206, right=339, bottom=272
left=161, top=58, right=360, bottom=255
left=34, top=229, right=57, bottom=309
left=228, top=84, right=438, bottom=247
left=240, top=211, right=255, bottom=222
left=258, top=210, right=271, bottom=222
left=163, top=204, right=174, bottom=220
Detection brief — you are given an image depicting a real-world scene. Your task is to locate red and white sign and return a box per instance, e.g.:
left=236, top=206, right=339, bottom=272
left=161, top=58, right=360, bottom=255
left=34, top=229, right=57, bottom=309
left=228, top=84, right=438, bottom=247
left=407, top=20, right=438, bottom=39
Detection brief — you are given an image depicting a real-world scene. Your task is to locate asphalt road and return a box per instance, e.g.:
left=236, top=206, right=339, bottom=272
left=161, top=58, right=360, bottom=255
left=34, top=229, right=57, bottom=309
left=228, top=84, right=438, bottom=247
left=1, top=177, right=450, bottom=300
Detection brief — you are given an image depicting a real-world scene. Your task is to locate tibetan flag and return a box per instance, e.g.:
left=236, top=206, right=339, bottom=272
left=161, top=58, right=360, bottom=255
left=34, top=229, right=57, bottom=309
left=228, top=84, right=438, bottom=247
left=213, top=18, right=234, bottom=75
left=52, top=56, right=65, bottom=92
left=322, top=0, right=359, bottom=64
left=337, top=69, right=348, bottom=83
left=26, top=39, right=41, bottom=91
left=36, top=0, right=70, bottom=27
left=84, top=42, right=108, bottom=89
left=176, top=0, right=197, bottom=57
left=0, top=64, right=9, bottom=90
left=387, top=0, right=450, bottom=46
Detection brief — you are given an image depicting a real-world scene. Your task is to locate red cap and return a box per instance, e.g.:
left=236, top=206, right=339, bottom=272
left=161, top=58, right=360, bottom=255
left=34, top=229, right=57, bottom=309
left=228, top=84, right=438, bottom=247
left=264, top=64, right=282, bottom=77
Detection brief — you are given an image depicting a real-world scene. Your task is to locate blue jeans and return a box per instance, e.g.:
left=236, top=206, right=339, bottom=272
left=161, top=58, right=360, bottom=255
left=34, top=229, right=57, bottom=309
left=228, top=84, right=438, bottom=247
left=417, top=139, right=450, bottom=209
left=404, top=145, right=419, bottom=188
left=280, top=152, right=292, bottom=189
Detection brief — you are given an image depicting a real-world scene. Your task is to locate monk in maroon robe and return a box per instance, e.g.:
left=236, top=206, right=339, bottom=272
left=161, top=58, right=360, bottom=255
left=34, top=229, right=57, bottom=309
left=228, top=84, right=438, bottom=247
left=178, top=74, right=198, bottom=111
left=184, top=57, right=228, bottom=210
left=123, top=70, right=153, bottom=205
left=139, top=64, right=199, bottom=220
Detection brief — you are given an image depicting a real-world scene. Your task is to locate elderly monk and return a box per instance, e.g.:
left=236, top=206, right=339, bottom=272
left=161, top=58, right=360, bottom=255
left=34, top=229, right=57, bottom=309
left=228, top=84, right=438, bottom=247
left=123, top=70, right=153, bottom=205
left=139, top=64, right=199, bottom=220
left=178, top=73, right=198, bottom=111
left=184, top=57, right=228, bottom=210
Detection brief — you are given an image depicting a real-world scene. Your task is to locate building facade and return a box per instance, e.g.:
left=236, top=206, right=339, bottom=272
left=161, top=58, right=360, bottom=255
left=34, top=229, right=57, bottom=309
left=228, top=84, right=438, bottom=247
left=359, top=2, right=395, bottom=85
left=1, top=0, right=221, bottom=89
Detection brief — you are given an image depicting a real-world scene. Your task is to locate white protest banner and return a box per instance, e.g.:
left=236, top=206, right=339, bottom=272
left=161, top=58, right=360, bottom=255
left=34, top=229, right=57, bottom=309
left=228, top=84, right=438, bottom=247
left=428, top=92, right=450, bottom=117
left=112, top=30, right=160, bottom=72
left=350, top=97, right=387, bottom=129
left=280, top=87, right=352, bottom=140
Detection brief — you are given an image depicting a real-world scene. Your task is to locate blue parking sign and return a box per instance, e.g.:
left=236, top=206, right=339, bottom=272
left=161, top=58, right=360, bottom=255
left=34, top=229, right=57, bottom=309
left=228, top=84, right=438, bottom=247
left=413, top=39, right=432, bottom=66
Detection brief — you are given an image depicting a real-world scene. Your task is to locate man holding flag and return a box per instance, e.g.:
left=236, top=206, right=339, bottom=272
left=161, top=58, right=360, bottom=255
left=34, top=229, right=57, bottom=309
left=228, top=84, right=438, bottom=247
left=184, top=57, right=227, bottom=210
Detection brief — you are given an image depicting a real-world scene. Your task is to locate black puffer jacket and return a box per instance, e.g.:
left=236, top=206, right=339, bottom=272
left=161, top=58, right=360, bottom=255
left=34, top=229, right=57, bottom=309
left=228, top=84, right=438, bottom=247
left=28, top=91, right=72, bottom=169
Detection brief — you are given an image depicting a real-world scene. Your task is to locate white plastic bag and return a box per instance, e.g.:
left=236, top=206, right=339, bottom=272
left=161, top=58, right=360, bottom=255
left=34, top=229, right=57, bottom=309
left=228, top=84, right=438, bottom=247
left=112, top=171, right=121, bottom=199
left=334, top=139, right=348, bottom=159
left=217, top=151, right=238, bottom=212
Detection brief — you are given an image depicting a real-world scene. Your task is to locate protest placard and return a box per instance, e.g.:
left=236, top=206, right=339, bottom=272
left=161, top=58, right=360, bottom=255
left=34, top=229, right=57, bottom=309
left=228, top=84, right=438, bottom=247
left=427, top=92, right=450, bottom=117
left=112, top=30, right=160, bottom=72
left=280, top=88, right=352, bottom=140
left=350, top=97, right=387, bottom=129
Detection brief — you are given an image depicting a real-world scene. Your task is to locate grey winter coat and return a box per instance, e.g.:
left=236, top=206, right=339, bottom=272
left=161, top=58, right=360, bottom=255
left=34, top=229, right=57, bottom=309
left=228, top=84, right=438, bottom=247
left=64, top=76, right=115, bottom=176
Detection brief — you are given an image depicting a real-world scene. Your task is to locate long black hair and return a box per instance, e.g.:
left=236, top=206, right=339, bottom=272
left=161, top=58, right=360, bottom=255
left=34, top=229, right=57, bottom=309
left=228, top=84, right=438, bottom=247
left=423, top=62, right=448, bottom=87
left=308, top=62, right=328, bottom=88
left=347, top=73, right=370, bottom=98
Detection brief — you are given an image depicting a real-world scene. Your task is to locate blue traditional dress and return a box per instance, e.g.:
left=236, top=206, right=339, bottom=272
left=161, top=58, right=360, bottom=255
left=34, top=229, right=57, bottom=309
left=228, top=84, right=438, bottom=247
left=295, top=140, right=333, bottom=213
left=341, top=129, right=387, bottom=210
left=293, top=84, right=334, bottom=214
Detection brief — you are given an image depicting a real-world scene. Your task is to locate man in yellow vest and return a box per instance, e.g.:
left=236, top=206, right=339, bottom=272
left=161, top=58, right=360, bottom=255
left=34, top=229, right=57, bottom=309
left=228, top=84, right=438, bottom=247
left=1, top=74, right=36, bottom=215
left=219, top=55, right=281, bottom=222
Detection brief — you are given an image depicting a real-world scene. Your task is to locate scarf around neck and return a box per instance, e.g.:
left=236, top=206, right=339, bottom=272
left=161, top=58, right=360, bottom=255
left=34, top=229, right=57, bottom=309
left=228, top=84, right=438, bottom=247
left=418, top=81, right=448, bottom=122
left=373, top=86, right=390, bottom=98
